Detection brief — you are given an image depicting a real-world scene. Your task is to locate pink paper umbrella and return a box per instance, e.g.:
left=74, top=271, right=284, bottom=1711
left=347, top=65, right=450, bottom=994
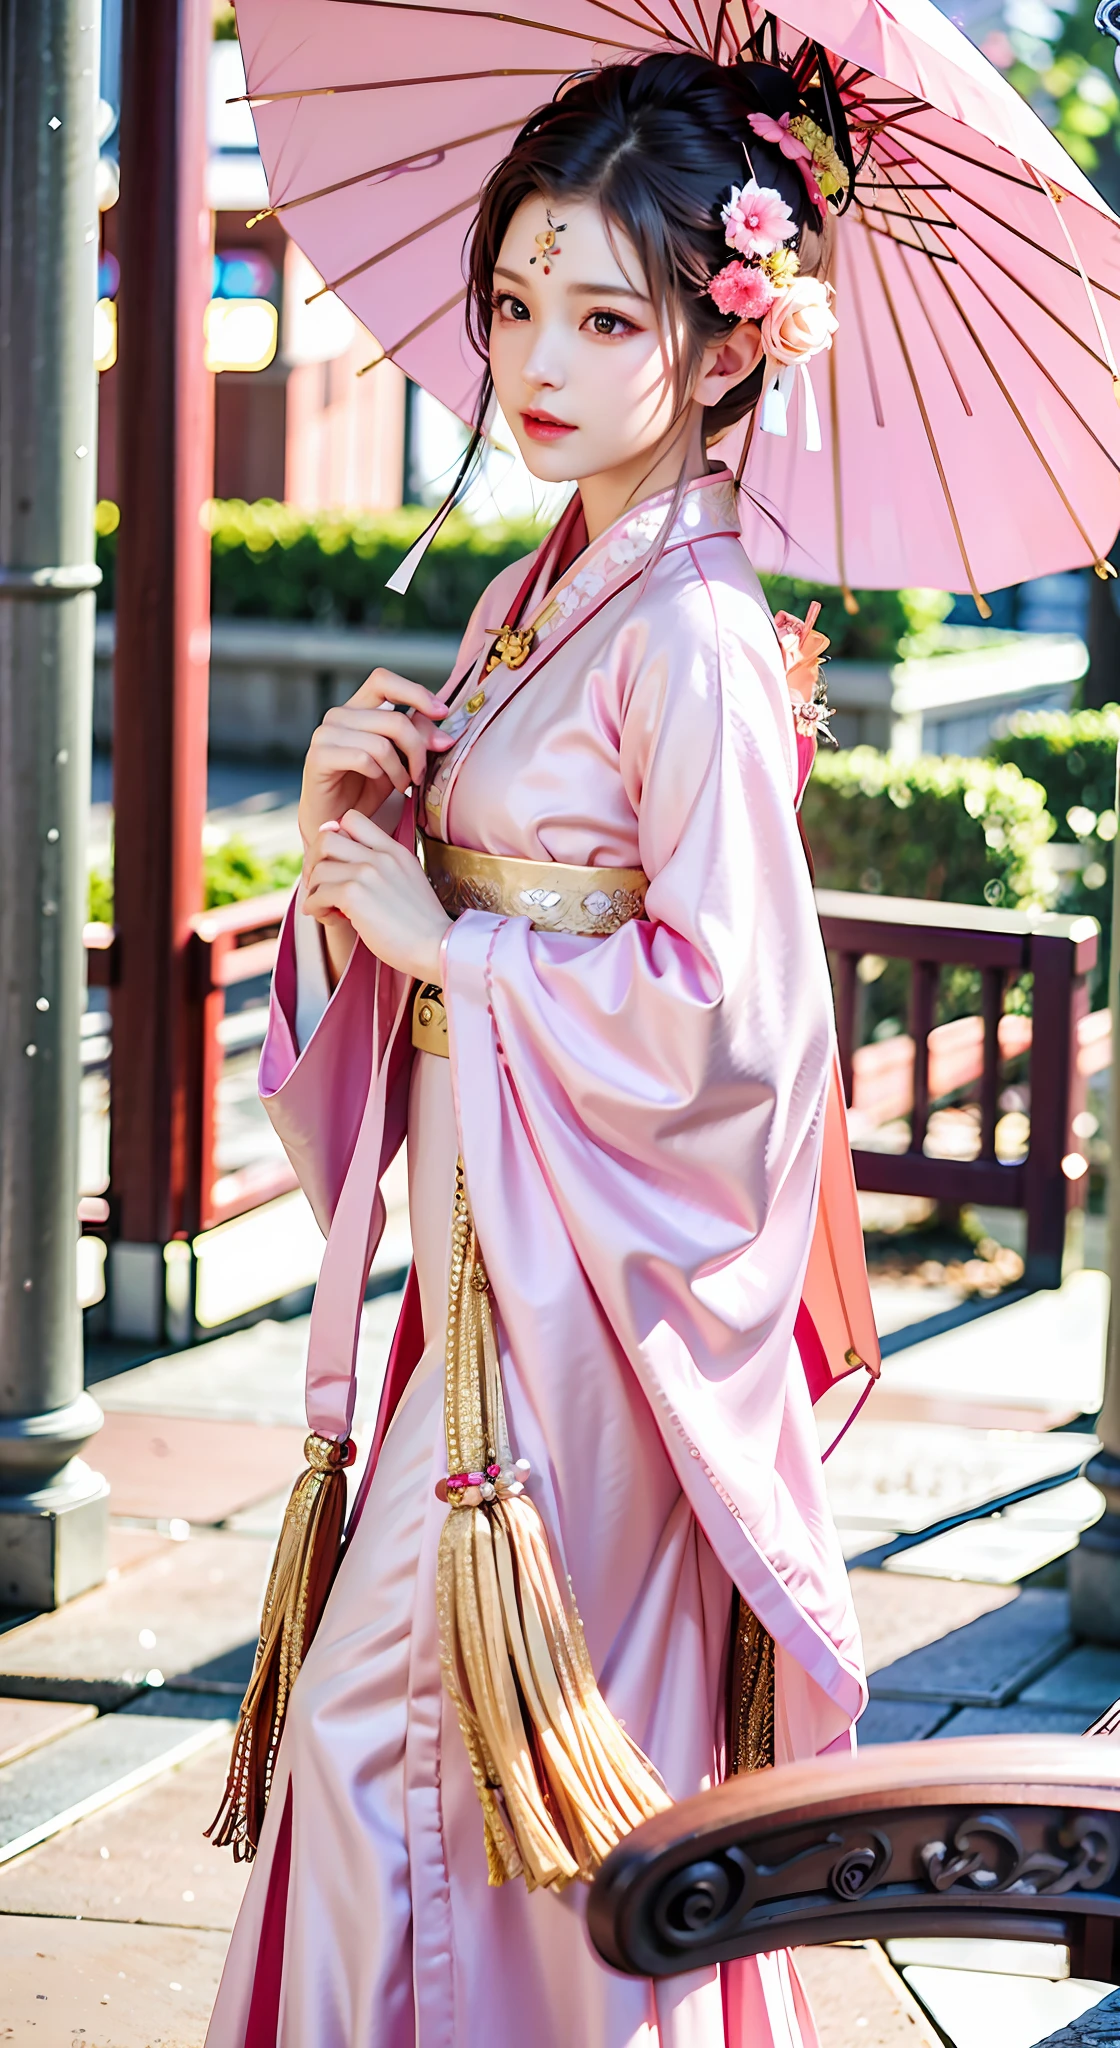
left=234, top=0, right=1120, bottom=602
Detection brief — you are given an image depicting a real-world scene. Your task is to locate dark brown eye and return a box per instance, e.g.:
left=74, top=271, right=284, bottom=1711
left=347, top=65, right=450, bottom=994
left=590, top=310, right=630, bottom=336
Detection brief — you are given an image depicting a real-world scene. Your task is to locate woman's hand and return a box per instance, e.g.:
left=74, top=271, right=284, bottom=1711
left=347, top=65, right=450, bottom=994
left=302, top=811, right=452, bottom=985
left=297, top=669, right=455, bottom=853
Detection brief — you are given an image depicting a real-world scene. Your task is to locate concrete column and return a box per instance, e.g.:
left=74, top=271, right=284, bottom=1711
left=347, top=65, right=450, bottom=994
left=0, top=0, right=109, bottom=1607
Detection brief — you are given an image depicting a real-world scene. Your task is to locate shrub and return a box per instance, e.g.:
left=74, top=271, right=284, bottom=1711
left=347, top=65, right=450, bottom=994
left=94, top=499, right=947, bottom=662
left=803, top=751, right=1056, bottom=1037
left=95, top=499, right=546, bottom=636
left=88, top=839, right=302, bottom=922
left=802, top=749, right=1056, bottom=912
left=757, top=579, right=951, bottom=663
left=988, top=705, right=1119, bottom=997
left=988, top=706, right=1120, bottom=844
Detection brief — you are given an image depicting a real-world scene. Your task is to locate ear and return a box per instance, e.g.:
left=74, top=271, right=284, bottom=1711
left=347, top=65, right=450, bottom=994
left=693, top=322, right=765, bottom=408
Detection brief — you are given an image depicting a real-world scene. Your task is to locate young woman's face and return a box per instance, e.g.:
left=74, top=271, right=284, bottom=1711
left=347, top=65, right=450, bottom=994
left=488, top=194, right=689, bottom=487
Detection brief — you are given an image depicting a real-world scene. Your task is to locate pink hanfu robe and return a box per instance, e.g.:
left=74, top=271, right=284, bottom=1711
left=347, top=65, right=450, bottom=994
left=205, top=469, right=869, bottom=2048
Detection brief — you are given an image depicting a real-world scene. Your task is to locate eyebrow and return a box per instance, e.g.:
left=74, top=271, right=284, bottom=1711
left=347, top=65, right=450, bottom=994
left=494, top=263, right=650, bottom=303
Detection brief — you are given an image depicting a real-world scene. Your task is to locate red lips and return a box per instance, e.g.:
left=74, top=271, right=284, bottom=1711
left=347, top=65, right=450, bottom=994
left=521, top=409, right=576, bottom=442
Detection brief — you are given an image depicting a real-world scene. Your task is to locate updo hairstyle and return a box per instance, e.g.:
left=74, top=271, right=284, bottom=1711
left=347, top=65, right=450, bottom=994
left=468, top=51, right=849, bottom=443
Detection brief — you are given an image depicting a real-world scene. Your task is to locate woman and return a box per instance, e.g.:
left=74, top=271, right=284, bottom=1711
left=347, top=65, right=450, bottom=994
left=207, top=48, right=875, bottom=2048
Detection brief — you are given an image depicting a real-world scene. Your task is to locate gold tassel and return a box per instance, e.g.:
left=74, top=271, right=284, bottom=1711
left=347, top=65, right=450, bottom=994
left=207, top=1433, right=353, bottom=1861
left=437, top=1162, right=671, bottom=1891
left=726, top=1589, right=776, bottom=1777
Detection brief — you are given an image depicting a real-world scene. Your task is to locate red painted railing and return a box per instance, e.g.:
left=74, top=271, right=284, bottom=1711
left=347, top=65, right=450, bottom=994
left=85, top=887, right=1101, bottom=1288
left=817, top=889, right=1100, bottom=1288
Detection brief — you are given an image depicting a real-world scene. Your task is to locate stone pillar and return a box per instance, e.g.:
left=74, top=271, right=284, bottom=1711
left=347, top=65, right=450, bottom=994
left=0, top=0, right=109, bottom=1607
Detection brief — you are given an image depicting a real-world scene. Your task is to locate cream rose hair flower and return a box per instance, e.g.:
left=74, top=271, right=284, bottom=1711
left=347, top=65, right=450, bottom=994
left=760, top=276, right=838, bottom=366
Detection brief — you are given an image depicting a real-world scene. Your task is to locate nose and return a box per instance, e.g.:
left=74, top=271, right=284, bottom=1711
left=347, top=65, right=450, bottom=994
left=522, top=321, right=566, bottom=394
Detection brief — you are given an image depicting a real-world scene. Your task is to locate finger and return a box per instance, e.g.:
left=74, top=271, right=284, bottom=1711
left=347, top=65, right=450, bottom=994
left=304, top=866, right=360, bottom=902
left=338, top=808, right=398, bottom=853
left=303, top=873, right=358, bottom=914
left=310, top=836, right=380, bottom=874
left=311, top=737, right=412, bottom=795
left=319, top=711, right=431, bottom=785
left=347, top=668, right=449, bottom=718
left=412, top=713, right=458, bottom=753
left=303, top=889, right=350, bottom=926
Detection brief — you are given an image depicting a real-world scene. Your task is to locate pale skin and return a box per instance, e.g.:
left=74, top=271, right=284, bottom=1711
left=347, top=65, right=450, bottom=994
left=301, top=193, right=763, bottom=985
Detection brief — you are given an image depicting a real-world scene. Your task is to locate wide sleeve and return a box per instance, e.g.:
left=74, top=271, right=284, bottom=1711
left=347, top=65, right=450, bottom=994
left=441, top=573, right=862, bottom=1721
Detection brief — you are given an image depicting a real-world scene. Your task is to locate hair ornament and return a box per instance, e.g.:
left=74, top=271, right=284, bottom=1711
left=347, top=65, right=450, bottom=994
left=704, top=171, right=838, bottom=395
left=722, top=179, right=794, bottom=260
left=747, top=110, right=849, bottom=215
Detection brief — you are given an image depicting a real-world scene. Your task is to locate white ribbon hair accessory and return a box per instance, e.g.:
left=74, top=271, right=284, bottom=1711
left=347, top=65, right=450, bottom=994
left=760, top=358, right=823, bottom=452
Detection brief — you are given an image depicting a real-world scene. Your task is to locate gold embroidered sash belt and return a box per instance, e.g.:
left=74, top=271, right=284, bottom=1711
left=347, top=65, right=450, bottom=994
left=413, top=836, right=649, bottom=1057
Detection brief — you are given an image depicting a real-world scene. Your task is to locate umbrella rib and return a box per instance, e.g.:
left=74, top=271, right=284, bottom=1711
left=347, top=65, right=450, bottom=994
left=652, top=0, right=708, bottom=51
left=826, top=340, right=856, bottom=612
left=247, top=120, right=522, bottom=224
left=862, top=222, right=990, bottom=616
left=845, top=223, right=886, bottom=429
left=899, top=215, right=1120, bottom=472
left=320, top=0, right=657, bottom=50
left=357, top=288, right=468, bottom=374
left=611, top=0, right=685, bottom=42
left=923, top=194, right=1111, bottom=370
left=928, top=256, right=1115, bottom=574
left=889, top=120, right=1076, bottom=196
left=879, top=130, right=1120, bottom=307
left=871, top=160, right=970, bottom=401
left=240, top=68, right=569, bottom=106
left=1028, top=160, right=1120, bottom=392
left=863, top=154, right=955, bottom=266
left=855, top=178, right=952, bottom=193
left=308, top=195, right=478, bottom=300
left=856, top=201, right=957, bottom=229
left=881, top=217, right=972, bottom=415
left=942, top=252, right=1120, bottom=472
left=686, top=0, right=716, bottom=56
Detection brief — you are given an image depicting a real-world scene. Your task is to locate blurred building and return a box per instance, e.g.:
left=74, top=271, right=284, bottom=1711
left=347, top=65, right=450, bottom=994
left=96, top=27, right=407, bottom=511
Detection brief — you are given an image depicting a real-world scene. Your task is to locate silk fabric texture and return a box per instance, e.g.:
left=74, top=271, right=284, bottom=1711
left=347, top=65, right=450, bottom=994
left=206, top=470, right=867, bottom=2048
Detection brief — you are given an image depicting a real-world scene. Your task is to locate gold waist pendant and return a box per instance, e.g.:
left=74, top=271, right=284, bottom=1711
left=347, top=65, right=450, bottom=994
left=411, top=838, right=649, bottom=1058
left=436, top=1162, right=671, bottom=1890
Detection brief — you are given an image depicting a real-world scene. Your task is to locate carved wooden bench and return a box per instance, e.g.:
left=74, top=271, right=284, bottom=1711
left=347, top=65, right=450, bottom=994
left=587, top=1724, right=1120, bottom=1989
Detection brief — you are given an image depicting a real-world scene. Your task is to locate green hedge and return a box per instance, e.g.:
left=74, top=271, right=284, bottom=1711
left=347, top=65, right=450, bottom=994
left=94, top=500, right=548, bottom=637
left=94, top=499, right=947, bottom=661
left=756, top=579, right=950, bottom=664
left=989, top=707, right=1120, bottom=845
left=801, top=749, right=1055, bottom=911
left=803, top=752, right=1058, bottom=1036
left=88, top=837, right=302, bottom=923
left=988, top=706, right=1119, bottom=995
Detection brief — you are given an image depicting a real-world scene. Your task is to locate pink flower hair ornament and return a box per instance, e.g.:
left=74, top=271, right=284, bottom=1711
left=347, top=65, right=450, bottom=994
left=721, top=178, right=794, bottom=259
left=704, top=175, right=838, bottom=373
left=708, top=260, right=777, bottom=321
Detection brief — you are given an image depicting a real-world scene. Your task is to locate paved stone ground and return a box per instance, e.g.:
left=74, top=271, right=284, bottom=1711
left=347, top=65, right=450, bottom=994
left=0, top=1276, right=1115, bottom=2046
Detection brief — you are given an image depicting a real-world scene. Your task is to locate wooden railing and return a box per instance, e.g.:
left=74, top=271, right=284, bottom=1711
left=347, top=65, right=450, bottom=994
left=84, top=887, right=1101, bottom=1285
left=817, top=890, right=1100, bottom=1289
left=83, top=892, right=293, bottom=1241
left=587, top=1732, right=1120, bottom=1984
left=187, top=892, right=294, bottom=1232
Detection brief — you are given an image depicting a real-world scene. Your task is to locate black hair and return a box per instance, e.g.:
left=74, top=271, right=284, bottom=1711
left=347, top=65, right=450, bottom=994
left=468, top=51, right=846, bottom=444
